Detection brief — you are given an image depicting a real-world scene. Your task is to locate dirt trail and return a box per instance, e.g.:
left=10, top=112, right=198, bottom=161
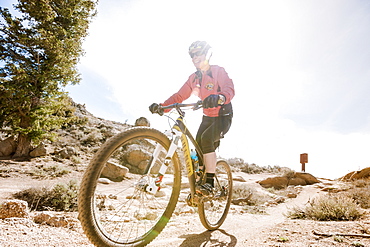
left=148, top=173, right=323, bottom=247
left=2, top=170, right=347, bottom=247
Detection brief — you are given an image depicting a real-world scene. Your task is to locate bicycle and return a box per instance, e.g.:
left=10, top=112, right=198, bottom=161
left=78, top=101, right=233, bottom=247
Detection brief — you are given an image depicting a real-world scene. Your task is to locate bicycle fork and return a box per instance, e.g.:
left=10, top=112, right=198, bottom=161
left=145, top=129, right=181, bottom=194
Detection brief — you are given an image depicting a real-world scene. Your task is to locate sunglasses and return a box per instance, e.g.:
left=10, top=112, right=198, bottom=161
left=190, top=51, right=204, bottom=58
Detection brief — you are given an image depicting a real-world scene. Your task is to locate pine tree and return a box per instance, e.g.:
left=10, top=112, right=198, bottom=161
left=0, top=0, right=98, bottom=158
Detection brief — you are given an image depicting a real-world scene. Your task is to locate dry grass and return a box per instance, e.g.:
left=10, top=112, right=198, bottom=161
left=232, top=183, right=273, bottom=214
left=27, top=164, right=71, bottom=178
left=345, top=179, right=370, bottom=209
left=13, top=179, right=79, bottom=212
left=287, top=193, right=365, bottom=221
left=226, top=157, right=293, bottom=175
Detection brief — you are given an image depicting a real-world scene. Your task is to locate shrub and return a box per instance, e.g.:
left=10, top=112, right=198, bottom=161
left=28, top=164, right=71, bottom=178
left=242, top=205, right=268, bottom=215
left=346, top=186, right=370, bottom=209
left=226, top=158, right=245, bottom=172
left=241, top=163, right=265, bottom=174
left=268, top=186, right=298, bottom=198
left=70, top=155, right=82, bottom=164
left=287, top=194, right=364, bottom=221
left=352, top=179, right=370, bottom=188
left=13, top=179, right=79, bottom=212
left=80, top=130, right=103, bottom=146
left=232, top=183, right=253, bottom=199
left=225, top=157, right=293, bottom=175
left=50, top=180, right=79, bottom=211
left=232, top=183, right=272, bottom=208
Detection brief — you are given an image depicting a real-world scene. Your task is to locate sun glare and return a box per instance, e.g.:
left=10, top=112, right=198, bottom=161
left=71, top=0, right=370, bottom=179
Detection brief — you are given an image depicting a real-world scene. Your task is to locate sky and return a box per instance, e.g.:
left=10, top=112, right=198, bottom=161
left=2, top=0, right=370, bottom=179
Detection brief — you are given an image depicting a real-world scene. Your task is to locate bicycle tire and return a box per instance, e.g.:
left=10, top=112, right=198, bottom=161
left=78, top=127, right=181, bottom=247
left=198, top=160, right=233, bottom=230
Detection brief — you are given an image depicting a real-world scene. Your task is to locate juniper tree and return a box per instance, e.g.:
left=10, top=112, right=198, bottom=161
left=0, top=0, right=97, bottom=158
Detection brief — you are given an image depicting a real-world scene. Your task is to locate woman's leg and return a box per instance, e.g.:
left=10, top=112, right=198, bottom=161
left=196, top=115, right=232, bottom=193
left=203, top=152, right=216, bottom=173
left=195, top=117, right=220, bottom=194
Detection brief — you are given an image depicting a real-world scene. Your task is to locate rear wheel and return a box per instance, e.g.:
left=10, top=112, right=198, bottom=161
left=198, top=160, right=233, bottom=230
left=78, top=127, right=181, bottom=247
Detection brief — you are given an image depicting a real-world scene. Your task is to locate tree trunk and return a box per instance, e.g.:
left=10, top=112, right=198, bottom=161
left=13, top=115, right=32, bottom=160
left=13, top=133, right=32, bottom=160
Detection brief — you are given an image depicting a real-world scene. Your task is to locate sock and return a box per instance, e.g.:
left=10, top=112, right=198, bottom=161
left=206, top=173, right=215, bottom=187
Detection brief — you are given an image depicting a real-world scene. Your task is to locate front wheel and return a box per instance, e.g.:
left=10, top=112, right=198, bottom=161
left=198, top=160, right=233, bottom=230
left=78, top=127, right=182, bottom=247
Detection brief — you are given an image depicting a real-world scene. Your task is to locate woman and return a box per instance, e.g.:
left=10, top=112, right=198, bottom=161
left=150, top=41, right=235, bottom=196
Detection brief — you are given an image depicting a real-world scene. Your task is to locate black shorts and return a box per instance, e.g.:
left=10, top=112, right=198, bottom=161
left=195, top=114, right=233, bottom=154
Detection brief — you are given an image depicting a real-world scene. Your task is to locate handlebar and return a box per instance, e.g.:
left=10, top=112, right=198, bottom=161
left=159, top=101, right=202, bottom=117
left=150, top=101, right=203, bottom=116
left=161, top=101, right=203, bottom=111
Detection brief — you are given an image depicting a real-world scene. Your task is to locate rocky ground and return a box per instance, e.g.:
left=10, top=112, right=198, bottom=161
left=1, top=104, right=369, bottom=246
left=1, top=159, right=370, bottom=247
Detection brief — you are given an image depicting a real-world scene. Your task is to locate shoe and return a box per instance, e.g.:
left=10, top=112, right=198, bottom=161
left=196, top=183, right=214, bottom=197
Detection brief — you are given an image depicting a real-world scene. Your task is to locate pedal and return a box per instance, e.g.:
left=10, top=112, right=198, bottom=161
left=186, top=194, right=198, bottom=207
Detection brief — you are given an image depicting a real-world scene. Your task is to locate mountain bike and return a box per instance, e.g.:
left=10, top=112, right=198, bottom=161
left=78, top=101, right=233, bottom=247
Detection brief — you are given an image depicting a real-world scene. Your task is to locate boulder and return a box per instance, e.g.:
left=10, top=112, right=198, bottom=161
left=0, top=137, right=16, bottom=157
left=135, top=117, right=150, bottom=127
left=294, top=172, right=320, bottom=185
left=258, top=172, right=319, bottom=189
left=101, top=161, right=129, bottom=182
left=288, top=177, right=307, bottom=186
left=354, top=167, right=370, bottom=179
left=33, top=212, right=53, bottom=224
left=341, top=167, right=370, bottom=181
left=98, top=178, right=112, bottom=184
left=287, top=192, right=298, bottom=198
left=231, top=192, right=252, bottom=205
left=124, top=144, right=151, bottom=174
left=274, top=196, right=285, bottom=203
left=125, top=145, right=151, bottom=166
left=258, top=176, right=289, bottom=189
left=57, top=146, right=77, bottom=159
left=233, top=175, right=246, bottom=182
left=0, top=199, right=29, bottom=219
left=33, top=212, right=78, bottom=228
left=341, top=171, right=357, bottom=181
left=30, top=143, right=47, bottom=157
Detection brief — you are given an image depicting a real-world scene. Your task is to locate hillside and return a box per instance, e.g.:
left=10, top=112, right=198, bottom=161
left=0, top=103, right=370, bottom=247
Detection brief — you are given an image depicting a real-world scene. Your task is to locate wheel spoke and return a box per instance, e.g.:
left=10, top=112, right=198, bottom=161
left=198, top=160, right=233, bottom=230
left=78, top=128, right=181, bottom=246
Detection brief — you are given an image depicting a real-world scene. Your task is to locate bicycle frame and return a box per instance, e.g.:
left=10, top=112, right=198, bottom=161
left=146, top=102, right=205, bottom=204
left=173, top=114, right=204, bottom=195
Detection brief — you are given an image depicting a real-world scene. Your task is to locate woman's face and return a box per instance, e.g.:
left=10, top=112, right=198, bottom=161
left=190, top=50, right=208, bottom=70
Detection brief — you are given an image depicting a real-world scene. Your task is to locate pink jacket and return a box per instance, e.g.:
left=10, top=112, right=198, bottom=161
left=162, top=65, right=235, bottom=117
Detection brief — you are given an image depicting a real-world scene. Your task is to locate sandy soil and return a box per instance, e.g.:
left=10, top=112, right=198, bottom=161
left=1, top=163, right=369, bottom=247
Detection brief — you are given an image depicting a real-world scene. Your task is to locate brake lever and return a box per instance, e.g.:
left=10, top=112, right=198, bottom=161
left=193, top=100, right=203, bottom=111
left=174, top=104, right=185, bottom=116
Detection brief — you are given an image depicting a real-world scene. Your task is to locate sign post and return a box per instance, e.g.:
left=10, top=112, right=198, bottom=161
left=300, top=153, right=308, bottom=172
